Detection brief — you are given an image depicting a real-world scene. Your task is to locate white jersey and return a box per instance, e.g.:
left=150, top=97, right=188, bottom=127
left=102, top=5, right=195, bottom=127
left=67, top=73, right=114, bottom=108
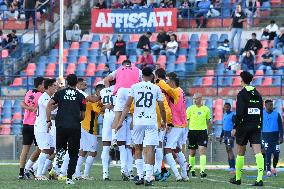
left=77, top=88, right=88, bottom=98
left=34, top=92, right=51, bottom=133
left=130, top=81, right=163, bottom=125
left=100, top=85, right=115, bottom=116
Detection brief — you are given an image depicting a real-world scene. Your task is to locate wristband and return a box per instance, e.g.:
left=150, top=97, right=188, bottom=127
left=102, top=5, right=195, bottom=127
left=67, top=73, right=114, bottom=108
left=46, top=120, right=51, bottom=123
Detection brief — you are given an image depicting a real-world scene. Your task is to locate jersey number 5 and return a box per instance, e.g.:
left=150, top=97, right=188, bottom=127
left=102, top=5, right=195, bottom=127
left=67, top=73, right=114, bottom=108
left=136, top=92, right=153, bottom=108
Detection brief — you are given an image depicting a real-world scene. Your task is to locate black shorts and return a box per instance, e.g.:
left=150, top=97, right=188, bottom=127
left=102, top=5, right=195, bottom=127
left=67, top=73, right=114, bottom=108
left=56, top=127, right=81, bottom=155
left=22, top=125, right=38, bottom=146
left=188, top=130, right=208, bottom=149
left=224, top=131, right=235, bottom=148
left=236, top=125, right=261, bottom=146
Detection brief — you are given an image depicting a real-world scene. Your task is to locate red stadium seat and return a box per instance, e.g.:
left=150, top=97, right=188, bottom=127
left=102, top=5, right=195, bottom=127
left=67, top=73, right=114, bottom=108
left=66, top=63, right=76, bottom=74
left=255, top=70, right=264, bottom=76
left=197, top=48, right=207, bottom=57
left=232, top=77, right=241, bottom=86
left=276, top=55, right=284, bottom=63
left=11, top=78, right=23, bottom=86
left=262, top=77, right=273, bottom=86
left=156, top=55, right=167, bottom=64
left=214, top=99, right=223, bottom=106
left=271, top=0, right=281, bottom=5
left=206, top=70, right=214, bottom=76
left=258, top=48, right=265, bottom=57
left=93, top=77, right=103, bottom=86
left=78, top=56, right=88, bottom=64
left=117, top=55, right=127, bottom=64
left=261, top=40, right=269, bottom=48
left=255, top=55, right=262, bottom=64
left=101, top=35, right=108, bottom=42
left=89, top=42, right=100, bottom=49
left=176, top=55, right=186, bottom=64
left=214, top=114, right=223, bottom=121
left=2, top=49, right=9, bottom=58
left=46, top=63, right=56, bottom=71
left=130, top=34, right=140, bottom=42
left=86, top=63, right=96, bottom=76
left=150, top=33, right=157, bottom=42
left=63, top=49, right=69, bottom=56
left=202, top=77, right=213, bottom=86
left=45, top=70, right=55, bottom=77
left=235, top=70, right=243, bottom=76
left=0, top=125, right=11, bottom=135
left=228, top=55, right=237, bottom=62
left=179, top=33, right=189, bottom=41
left=199, top=41, right=208, bottom=48
left=180, top=41, right=189, bottom=48
left=97, top=63, right=105, bottom=71
left=199, top=33, right=208, bottom=42
left=13, top=113, right=22, bottom=120
left=70, top=42, right=80, bottom=50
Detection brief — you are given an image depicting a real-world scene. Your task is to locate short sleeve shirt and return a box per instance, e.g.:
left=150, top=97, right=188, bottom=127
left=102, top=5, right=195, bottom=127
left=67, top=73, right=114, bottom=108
left=186, top=105, right=211, bottom=130
left=52, top=87, right=86, bottom=129
left=34, top=92, right=51, bottom=133
left=232, top=11, right=246, bottom=28
left=130, top=81, right=163, bottom=125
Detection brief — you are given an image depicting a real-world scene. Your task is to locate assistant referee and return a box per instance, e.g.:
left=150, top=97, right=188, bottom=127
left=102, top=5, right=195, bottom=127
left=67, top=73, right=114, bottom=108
left=230, top=71, right=264, bottom=186
left=46, top=74, right=86, bottom=185
left=186, top=93, right=212, bottom=178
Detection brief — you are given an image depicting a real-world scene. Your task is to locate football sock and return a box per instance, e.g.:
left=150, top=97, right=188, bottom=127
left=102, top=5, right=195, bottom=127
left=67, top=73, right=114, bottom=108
left=236, top=155, right=244, bottom=181
left=200, top=155, right=206, bottom=173
left=255, top=153, right=264, bottom=182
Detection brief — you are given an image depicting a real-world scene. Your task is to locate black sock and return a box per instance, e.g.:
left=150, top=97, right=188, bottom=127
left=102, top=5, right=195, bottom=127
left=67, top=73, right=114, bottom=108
left=48, top=168, right=52, bottom=172
left=19, top=168, right=24, bottom=176
left=161, top=167, right=167, bottom=174
left=273, top=156, right=279, bottom=168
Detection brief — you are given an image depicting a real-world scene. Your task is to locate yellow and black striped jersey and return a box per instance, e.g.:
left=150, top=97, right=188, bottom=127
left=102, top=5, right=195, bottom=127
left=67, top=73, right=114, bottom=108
left=81, top=101, right=102, bottom=135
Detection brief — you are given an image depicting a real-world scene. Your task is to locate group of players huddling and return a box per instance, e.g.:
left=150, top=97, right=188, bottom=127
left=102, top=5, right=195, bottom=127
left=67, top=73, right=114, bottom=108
left=18, top=60, right=283, bottom=187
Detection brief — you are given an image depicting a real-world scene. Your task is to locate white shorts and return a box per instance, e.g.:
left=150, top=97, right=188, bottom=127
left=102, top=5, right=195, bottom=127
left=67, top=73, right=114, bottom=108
left=80, top=128, right=97, bottom=152
left=113, top=88, right=130, bottom=112
left=102, top=112, right=115, bottom=142
left=35, top=132, right=54, bottom=150
left=159, top=130, right=166, bottom=143
left=164, top=127, right=185, bottom=149
left=50, top=122, right=56, bottom=149
left=178, top=127, right=188, bottom=147
left=132, top=125, right=159, bottom=146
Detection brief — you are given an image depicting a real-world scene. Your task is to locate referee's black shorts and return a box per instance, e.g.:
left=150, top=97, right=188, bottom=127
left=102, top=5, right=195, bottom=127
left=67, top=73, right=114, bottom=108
left=188, top=130, right=208, bottom=149
left=22, top=124, right=38, bottom=146
left=236, top=125, right=261, bottom=146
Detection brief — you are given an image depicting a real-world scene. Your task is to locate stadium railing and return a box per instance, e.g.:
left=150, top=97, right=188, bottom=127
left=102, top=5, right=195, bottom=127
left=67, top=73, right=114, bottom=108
left=0, top=74, right=283, bottom=97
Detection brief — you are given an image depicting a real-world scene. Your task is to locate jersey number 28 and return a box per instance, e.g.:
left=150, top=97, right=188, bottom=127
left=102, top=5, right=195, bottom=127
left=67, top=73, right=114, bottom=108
left=136, top=92, right=153, bottom=108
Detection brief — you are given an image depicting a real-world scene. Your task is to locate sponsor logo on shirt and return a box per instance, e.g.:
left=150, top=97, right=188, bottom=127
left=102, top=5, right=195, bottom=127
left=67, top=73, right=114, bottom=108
left=64, top=89, right=77, bottom=100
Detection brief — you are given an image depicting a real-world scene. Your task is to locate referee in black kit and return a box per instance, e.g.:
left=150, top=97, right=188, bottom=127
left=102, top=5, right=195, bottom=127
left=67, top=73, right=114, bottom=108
left=46, top=74, right=86, bottom=185
left=230, top=71, right=264, bottom=186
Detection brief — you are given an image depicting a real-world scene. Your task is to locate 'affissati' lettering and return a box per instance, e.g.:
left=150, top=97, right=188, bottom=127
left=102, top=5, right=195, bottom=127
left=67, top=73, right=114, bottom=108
left=95, top=11, right=173, bottom=28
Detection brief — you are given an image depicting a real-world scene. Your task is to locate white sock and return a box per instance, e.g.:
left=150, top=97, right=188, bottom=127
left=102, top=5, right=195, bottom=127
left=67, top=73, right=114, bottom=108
left=60, top=153, right=70, bottom=176
left=154, top=148, right=163, bottom=173
left=101, top=146, right=111, bottom=174
left=145, top=164, right=154, bottom=182
left=176, top=151, right=187, bottom=177
left=127, top=148, right=133, bottom=173
left=32, top=161, right=38, bottom=172
left=52, top=157, right=59, bottom=174
left=36, top=153, right=48, bottom=177
left=42, top=159, right=52, bottom=175
left=165, top=153, right=180, bottom=178
left=135, top=159, right=144, bottom=180
left=24, top=159, right=34, bottom=172
left=118, top=145, right=127, bottom=174
left=75, top=156, right=85, bottom=177
left=84, top=156, right=95, bottom=177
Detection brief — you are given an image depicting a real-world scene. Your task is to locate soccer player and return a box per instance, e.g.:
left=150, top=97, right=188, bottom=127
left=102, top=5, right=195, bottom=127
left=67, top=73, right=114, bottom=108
left=34, top=79, right=57, bottom=180
left=230, top=71, right=264, bottom=186
left=74, top=84, right=104, bottom=180
left=116, top=67, right=166, bottom=186
left=262, top=100, right=283, bottom=176
left=186, top=93, right=212, bottom=178
left=219, top=102, right=236, bottom=173
left=104, top=59, right=141, bottom=179
left=155, top=72, right=189, bottom=181
left=19, top=77, right=45, bottom=179
left=100, top=80, right=116, bottom=180
left=46, top=74, right=86, bottom=185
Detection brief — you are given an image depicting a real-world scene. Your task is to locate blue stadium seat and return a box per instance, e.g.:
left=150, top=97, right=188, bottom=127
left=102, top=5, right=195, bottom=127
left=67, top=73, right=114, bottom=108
left=13, top=99, right=21, bottom=108
left=3, top=100, right=12, bottom=108
left=223, top=76, right=233, bottom=86
left=88, top=55, right=97, bottom=63
left=92, top=34, right=100, bottom=42
left=97, top=56, right=107, bottom=64
left=49, top=49, right=59, bottom=57
left=275, top=70, right=283, bottom=75
left=166, top=63, right=175, bottom=72
left=38, top=56, right=48, bottom=63
left=210, top=34, right=219, bottom=41
left=63, top=42, right=70, bottom=49
left=190, top=33, right=199, bottom=41
left=167, top=55, right=176, bottom=63
left=68, top=49, right=79, bottom=57
left=219, top=34, right=229, bottom=43
left=205, top=98, right=213, bottom=108
left=128, top=42, right=137, bottom=49
left=266, top=69, right=273, bottom=75
left=108, top=56, right=117, bottom=64
left=77, top=63, right=86, bottom=71
left=79, top=49, right=89, bottom=56
left=128, top=55, right=137, bottom=63
left=111, top=34, right=118, bottom=42
left=80, top=42, right=90, bottom=50
left=185, top=62, right=196, bottom=72
left=186, top=97, right=193, bottom=107
left=48, top=56, right=57, bottom=63
left=128, top=49, right=137, bottom=56
left=193, top=77, right=202, bottom=86
left=76, top=70, right=85, bottom=76
left=89, top=49, right=99, bottom=56
left=67, top=56, right=77, bottom=64
left=273, top=76, right=281, bottom=86
left=188, top=48, right=197, bottom=56
left=178, top=48, right=187, bottom=55
left=123, top=34, right=130, bottom=42
left=175, top=63, right=186, bottom=72
left=252, top=77, right=263, bottom=86
left=11, top=124, right=22, bottom=135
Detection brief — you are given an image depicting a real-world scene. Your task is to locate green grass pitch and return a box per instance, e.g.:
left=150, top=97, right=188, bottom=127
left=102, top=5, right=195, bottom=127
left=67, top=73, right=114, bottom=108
left=0, top=165, right=283, bottom=189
